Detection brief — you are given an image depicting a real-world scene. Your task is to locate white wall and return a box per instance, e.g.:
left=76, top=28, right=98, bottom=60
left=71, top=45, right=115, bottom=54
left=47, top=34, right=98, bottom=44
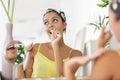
left=13, top=0, right=61, bottom=44
left=60, top=0, right=108, bottom=48
left=60, top=0, right=108, bottom=76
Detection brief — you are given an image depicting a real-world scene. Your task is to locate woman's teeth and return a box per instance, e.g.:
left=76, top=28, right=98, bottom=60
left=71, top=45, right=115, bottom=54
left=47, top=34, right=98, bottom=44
left=49, top=30, right=60, bottom=37
left=57, top=33, right=60, bottom=37
left=50, top=30, right=53, bottom=34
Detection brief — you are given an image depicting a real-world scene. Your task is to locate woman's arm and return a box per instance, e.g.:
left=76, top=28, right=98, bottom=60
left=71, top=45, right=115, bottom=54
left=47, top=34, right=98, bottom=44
left=24, top=43, right=38, bottom=78
left=64, top=56, right=92, bottom=80
left=64, top=48, right=105, bottom=80
left=16, top=64, right=25, bottom=78
left=50, top=29, right=64, bottom=77
left=97, top=26, right=112, bottom=50
left=25, top=42, right=34, bottom=77
left=52, top=44, right=63, bottom=77
left=24, top=50, right=34, bottom=78
left=90, top=51, right=113, bottom=80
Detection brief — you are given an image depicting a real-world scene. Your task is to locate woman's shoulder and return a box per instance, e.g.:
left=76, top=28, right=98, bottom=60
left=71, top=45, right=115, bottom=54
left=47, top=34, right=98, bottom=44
left=91, top=50, right=120, bottom=79
left=30, top=42, right=50, bottom=50
left=26, top=42, right=49, bottom=51
left=69, top=48, right=82, bottom=58
left=93, top=49, right=120, bottom=71
left=32, top=42, right=50, bottom=53
left=95, top=49, right=120, bottom=62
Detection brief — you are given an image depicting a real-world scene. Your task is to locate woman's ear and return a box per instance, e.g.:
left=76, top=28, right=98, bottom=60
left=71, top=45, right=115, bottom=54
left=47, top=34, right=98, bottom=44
left=63, top=22, right=67, bottom=30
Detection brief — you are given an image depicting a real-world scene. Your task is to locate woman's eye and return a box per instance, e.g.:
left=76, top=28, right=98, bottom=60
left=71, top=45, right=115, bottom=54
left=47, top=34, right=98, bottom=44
left=44, top=22, right=48, bottom=25
left=53, top=19, right=58, bottom=23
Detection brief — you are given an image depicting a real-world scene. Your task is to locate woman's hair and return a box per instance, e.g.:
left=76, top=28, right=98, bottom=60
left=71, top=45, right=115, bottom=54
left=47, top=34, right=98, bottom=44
left=43, top=8, right=66, bottom=23
left=110, top=0, right=120, bottom=20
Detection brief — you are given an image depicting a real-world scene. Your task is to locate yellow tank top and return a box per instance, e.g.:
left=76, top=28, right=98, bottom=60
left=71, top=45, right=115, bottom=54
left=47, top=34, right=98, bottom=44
left=31, top=45, right=72, bottom=78
left=116, top=50, right=120, bottom=56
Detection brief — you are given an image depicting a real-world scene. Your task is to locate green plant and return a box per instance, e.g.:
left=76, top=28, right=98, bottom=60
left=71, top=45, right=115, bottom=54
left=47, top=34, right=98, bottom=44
left=96, top=0, right=109, bottom=8
left=89, top=0, right=109, bottom=32
left=0, top=0, right=15, bottom=24
left=89, top=15, right=109, bottom=32
left=89, top=0, right=110, bottom=48
left=14, top=43, right=25, bottom=64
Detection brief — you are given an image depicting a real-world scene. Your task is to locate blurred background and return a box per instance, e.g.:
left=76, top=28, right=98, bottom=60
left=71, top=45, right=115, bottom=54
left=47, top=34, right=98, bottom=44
left=0, top=0, right=108, bottom=76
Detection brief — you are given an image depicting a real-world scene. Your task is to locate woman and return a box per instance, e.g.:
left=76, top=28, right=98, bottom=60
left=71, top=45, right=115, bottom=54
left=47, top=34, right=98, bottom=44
left=24, top=8, right=82, bottom=78
left=5, top=40, right=18, bottom=63
left=91, top=0, right=120, bottom=79
left=64, top=48, right=106, bottom=80
left=64, top=0, right=120, bottom=79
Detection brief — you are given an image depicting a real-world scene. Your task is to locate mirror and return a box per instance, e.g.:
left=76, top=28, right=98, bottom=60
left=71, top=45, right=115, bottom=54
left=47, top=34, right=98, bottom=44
left=0, top=0, right=105, bottom=79
left=5, top=40, right=25, bottom=64
left=1, top=40, right=26, bottom=80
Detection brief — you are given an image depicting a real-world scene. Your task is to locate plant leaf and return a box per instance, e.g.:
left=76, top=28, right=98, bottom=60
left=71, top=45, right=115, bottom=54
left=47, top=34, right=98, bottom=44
left=0, top=0, right=12, bottom=23
left=89, top=23, right=98, bottom=27
left=94, top=27, right=98, bottom=33
left=106, top=19, right=109, bottom=25
left=99, top=15, right=102, bottom=28
left=105, top=16, right=109, bottom=19
left=96, top=3, right=107, bottom=8
left=8, top=0, right=10, bottom=14
left=102, top=0, right=109, bottom=3
left=102, top=16, right=105, bottom=25
left=11, top=0, right=15, bottom=23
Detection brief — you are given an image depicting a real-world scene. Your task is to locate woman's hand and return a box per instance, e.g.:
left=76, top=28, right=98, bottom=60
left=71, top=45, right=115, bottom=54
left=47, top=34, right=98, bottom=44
left=64, top=48, right=105, bottom=80
left=64, top=56, right=92, bottom=80
left=97, top=26, right=112, bottom=49
left=49, top=28, right=62, bottom=47
left=25, top=42, right=33, bottom=51
left=49, top=28, right=64, bottom=76
left=16, top=64, right=25, bottom=78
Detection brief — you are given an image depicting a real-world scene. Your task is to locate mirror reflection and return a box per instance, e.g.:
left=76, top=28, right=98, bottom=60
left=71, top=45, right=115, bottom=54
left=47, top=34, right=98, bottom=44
left=2, top=40, right=26, bottom=80
left=5, top=40, right=25, bottom=64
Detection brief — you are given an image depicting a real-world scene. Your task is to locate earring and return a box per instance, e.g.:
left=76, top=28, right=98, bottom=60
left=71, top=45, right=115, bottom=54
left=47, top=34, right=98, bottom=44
left=112, top=2, right=118, bottom=10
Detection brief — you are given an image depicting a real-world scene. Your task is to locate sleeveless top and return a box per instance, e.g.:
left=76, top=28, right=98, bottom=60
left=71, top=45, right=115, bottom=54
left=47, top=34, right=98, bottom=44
left=116, top=50, right=120, bottom=56
left=31, top=45, right=73, bottom=78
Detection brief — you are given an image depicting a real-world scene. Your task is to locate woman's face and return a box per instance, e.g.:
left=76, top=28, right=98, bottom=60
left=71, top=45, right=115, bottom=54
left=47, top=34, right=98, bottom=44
left=43, top=12, right=66, bottom=39
left=6, top=41, right=17, bottom=61
left=109, top=9, right=120, bottom=41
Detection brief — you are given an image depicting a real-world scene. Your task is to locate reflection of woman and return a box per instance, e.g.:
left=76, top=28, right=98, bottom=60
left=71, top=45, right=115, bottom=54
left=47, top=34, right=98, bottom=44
left=64, top=0, right=120, bottom=79
left=24, top=8, right=82, bottom=78
left=5, top=40, right=18, bottom=63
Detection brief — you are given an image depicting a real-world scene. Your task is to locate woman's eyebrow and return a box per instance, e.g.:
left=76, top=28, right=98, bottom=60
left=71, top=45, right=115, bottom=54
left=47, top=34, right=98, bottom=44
left=52, top=16, right=59, bottom=19
left=43, top=16, right=59, bottom=22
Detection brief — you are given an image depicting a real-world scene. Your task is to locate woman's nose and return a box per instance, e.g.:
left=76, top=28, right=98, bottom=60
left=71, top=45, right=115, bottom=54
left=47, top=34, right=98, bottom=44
left=48, top=22, right=54, bottom=28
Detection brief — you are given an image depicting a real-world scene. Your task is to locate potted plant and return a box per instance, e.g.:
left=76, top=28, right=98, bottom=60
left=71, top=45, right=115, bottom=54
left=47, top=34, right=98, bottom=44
left=88, top=0, right=110, bottom=48
left=0, top=0, right=15, bottom=45
left=0, top=0, right=15, bottom=24
left=89, top=0, right=109, bottom=32
left=1, top=0, right=25, bottom=65
left=0, top=0, right=14, bottom=56
left=1, top=0, right=15, bottom=61
left=14, top=43, right=25, bottom=64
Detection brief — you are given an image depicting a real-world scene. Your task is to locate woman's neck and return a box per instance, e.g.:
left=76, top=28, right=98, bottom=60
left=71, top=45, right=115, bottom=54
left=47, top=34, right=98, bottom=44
left=7, top=58, right=15, bottom=64
left=58, top=38, right=65, bottom=47
left=49, top=38, right=66, bottom=48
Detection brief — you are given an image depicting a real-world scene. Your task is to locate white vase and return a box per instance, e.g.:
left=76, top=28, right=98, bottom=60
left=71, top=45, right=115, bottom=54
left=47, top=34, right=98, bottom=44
left=1, top=23, right=14, bottom=80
